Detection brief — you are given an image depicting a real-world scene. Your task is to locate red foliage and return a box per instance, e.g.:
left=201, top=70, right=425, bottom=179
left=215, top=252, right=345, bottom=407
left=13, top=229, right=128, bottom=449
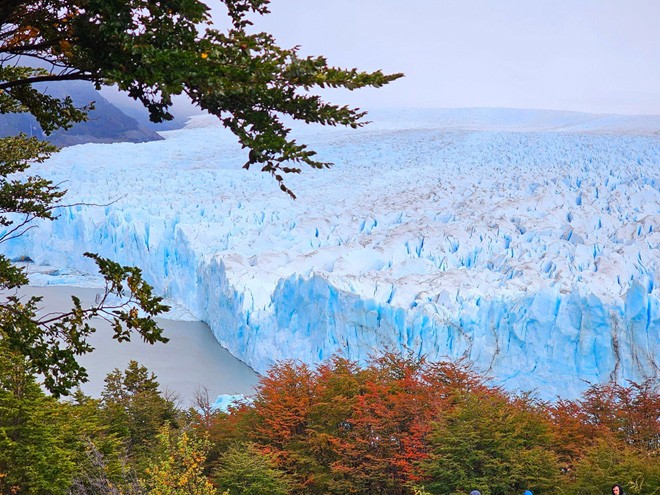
left=579, top=379, right=660, bottom=450
left=421, top=357, right=498, bottom=410
left=328, top=354, right=433, bottom=494
left=545, top=378, right=659, bottom=477
left=547, top=398, right=597, bottom=473
left=251, top=361, right=316, bottom=449
left=194, top=354, right=659, bottom=495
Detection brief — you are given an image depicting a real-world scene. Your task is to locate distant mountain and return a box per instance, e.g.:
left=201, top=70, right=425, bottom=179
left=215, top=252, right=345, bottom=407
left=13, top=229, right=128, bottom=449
left=104, top=95, right=192, bottom=132
left=0, top=80, right=163, bottom=146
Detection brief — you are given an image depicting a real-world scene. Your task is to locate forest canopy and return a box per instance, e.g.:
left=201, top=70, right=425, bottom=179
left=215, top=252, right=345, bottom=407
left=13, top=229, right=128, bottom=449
left=1, top=353, right=657, bottom=494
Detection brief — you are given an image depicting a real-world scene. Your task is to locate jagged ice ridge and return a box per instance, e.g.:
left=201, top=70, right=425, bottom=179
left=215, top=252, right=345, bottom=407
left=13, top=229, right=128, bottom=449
left=4, top=109, right=659, bottom=399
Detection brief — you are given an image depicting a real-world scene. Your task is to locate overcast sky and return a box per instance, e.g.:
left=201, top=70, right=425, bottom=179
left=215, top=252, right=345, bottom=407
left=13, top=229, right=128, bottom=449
left=104, top=0, right=659, bottom=117
left=241, top=0, right=659, bottom=115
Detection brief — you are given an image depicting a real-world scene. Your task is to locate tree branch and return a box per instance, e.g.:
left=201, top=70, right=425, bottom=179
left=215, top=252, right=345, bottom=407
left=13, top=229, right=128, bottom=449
left=0, top=214, right=37, bottom=243
left=0, top=71, right=91, bottom=90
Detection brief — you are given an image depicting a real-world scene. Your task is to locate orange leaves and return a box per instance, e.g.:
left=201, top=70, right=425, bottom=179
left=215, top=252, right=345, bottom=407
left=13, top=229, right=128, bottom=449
left=3, top=25, right=40, bottom=50
left=50, top=39, right=73, bottom=57
left=578, top=379, right=660, bottom=450
left=217, top=354, right=492, bottom=494
left=252, top=361, right=315, bottom=447
left=202, top=356, right=658, bottom=495
left=547, top=399, right=595, bottom=470
left=329, top=356, right=435, bottom=491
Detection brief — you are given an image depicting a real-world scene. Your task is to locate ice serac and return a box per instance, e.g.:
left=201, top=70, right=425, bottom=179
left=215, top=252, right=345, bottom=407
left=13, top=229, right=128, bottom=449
left=3, top=109, right=659, bottom=399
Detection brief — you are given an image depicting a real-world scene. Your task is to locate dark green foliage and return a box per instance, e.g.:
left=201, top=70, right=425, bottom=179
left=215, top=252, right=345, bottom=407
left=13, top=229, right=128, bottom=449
left=0, top=352, right=657, bottom=495
left=1, top=0, right=402, bottom=196
left=0, top=254, right=170, bottom=397
left=0, top=132, right=169, bottom=396
left=0, top=66, right=90, bottom=133
left=0, top=341, right=77, bottom=494
left=101, top=360, right=179, bottom=472
left=61, top=393, right=140, bottom=495
left=83, top=253, right=170, bottom=343
left=214, top=442, right=292, bottom=495
left=569, top=438, right=660, bottom=495
left=421, top=393, right=560, bottom=495
left=0, top=134, right=61, bottom=237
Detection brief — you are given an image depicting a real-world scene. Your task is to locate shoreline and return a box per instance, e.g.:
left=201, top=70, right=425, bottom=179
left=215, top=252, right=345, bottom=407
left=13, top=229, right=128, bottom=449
left=2, top=285, right=260, bottom=406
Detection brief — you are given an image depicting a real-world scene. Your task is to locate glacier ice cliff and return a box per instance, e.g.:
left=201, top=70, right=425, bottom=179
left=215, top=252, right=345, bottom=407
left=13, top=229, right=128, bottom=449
left=3, top=109, right=659, bottom=399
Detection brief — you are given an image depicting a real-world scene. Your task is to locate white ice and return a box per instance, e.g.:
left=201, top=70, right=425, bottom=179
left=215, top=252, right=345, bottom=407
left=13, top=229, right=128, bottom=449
left=4, top=108, right=659, bottom=399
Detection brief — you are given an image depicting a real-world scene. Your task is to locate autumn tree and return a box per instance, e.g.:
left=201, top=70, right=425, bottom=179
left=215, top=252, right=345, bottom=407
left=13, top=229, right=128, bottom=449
left=0, top=131, right=168, bottom=397
left=327, top=353, right=434, bottom=495
left=559, top=379, right=660, bottom=495
left=198, top=358, right=360, bottom=494
left=142, top=428, right=217, bottom=495
left=244, top=356, right=433, bottom=495
left=421, top=358, right=495, bottom=408
left=546, top=398, right=598, bottom=476
left=578, top=379, right=660, bottom=451
left=246, top=360, right=319, bottom=492
left=303, top=357, right=364, bottom=491
left=210, top=354, right=495, bottom=495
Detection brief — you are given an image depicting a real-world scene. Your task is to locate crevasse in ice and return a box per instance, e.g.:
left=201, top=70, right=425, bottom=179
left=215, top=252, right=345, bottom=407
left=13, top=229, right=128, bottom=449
left=4, top=109, right=659, bottom=399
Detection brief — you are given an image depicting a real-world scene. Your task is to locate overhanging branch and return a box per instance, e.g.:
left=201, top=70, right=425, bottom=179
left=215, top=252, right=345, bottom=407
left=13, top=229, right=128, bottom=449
left=0, top=71, right=91, bottom=90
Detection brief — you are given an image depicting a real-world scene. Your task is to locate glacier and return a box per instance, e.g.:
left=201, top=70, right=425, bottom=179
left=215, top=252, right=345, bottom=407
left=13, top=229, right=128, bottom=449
left=3, top=108, right=659, bottom=399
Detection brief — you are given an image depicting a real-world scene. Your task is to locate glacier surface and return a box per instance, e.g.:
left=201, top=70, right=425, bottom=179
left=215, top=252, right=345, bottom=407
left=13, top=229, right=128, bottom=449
left=4, top=108, right=659, bottom=399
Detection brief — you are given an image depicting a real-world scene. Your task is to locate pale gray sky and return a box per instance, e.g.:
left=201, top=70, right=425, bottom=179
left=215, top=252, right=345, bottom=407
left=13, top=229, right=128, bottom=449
left=246, top=0, right=659, bottom=115
left=104, top=0, right=659, bottom=117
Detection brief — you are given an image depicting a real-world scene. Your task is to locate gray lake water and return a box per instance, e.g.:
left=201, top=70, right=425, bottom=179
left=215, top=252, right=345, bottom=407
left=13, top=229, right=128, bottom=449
left=2, top=286, right=260, bottom=407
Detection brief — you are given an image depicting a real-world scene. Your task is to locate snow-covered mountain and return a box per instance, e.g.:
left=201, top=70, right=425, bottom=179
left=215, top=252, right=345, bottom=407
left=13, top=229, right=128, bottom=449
left=5, top=108, right=659, bottom=399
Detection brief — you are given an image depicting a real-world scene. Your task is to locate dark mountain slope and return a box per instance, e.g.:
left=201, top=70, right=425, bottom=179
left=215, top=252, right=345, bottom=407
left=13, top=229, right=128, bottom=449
left=0, top=80, right=163, bottom=146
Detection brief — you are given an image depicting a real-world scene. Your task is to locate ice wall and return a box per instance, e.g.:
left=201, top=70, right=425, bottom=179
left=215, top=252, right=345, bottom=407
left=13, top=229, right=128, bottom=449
left=4, top=110, right=659, bottom=399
